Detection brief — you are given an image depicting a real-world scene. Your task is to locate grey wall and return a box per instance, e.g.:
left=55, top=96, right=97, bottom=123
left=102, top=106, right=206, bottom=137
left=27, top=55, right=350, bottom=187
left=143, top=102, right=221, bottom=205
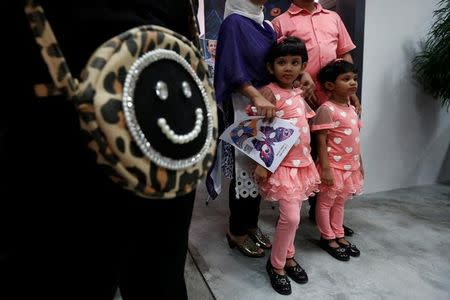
left=361, top=0, right=450, bottom=193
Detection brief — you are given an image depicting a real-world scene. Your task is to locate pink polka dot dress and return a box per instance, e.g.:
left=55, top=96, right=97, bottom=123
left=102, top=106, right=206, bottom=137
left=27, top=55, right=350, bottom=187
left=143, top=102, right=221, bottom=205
left=258, top=83, right=320, bottom=202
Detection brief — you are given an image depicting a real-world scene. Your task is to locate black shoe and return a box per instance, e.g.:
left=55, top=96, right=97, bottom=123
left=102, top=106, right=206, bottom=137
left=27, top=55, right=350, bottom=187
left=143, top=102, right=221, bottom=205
left=319, top=238, right=350, bottom=261
left=343, top=225, right=354, bottom=236
left=284, top=258, right=308, bottom=284
left=336, top=239, right=360, bottom=257
left=266, top=259, right=292, bottom=295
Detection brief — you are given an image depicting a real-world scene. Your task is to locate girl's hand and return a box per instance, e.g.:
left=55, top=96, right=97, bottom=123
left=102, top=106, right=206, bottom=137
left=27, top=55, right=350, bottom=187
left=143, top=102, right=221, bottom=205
left=252, top=95, right=276, bottom=121
left=254, top=165, right=269, bottom=184
left=321, top=168, right=334, bottom=186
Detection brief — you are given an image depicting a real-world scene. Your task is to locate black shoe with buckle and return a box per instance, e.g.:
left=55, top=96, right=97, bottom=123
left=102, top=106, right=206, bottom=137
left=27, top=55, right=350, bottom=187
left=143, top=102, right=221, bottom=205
left=248, top=227, right=272, bottom=249
left=343, top=225, right=354, bottom=236
left=284, top=257, right=308, bottom=284
left=266, top=259, right=291, bottom=295
left=319, top=238, right=350, bottom=261
left=336, top=239, right=360, bottom=257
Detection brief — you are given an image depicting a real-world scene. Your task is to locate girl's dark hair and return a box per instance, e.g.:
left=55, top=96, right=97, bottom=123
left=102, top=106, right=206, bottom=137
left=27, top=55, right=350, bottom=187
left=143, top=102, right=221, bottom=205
left=317, top=60, right=358, bottom=87
left=266, top=36, right=308, bottom=64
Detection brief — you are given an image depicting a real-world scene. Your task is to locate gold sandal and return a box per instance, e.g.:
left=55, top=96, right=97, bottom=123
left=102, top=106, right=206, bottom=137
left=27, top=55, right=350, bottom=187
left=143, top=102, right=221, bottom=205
left=226, top=233, right=265, bottom=258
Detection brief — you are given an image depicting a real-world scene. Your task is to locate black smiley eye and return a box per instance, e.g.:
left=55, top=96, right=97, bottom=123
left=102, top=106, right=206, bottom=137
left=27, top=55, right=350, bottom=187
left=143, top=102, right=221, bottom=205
left=155, top=80, right=168, bottom=101
left=181, top=81, right=192, bottom=99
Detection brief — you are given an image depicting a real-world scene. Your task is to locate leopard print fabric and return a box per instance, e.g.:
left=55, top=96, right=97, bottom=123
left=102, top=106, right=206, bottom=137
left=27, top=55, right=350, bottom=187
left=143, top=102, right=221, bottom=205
left=25, top=3, right=218, bottom=199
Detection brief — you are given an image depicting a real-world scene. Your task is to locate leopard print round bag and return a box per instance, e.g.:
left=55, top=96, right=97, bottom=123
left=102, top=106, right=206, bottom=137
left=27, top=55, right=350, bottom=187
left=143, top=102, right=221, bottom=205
left=25, top=2, right=218, bottom=199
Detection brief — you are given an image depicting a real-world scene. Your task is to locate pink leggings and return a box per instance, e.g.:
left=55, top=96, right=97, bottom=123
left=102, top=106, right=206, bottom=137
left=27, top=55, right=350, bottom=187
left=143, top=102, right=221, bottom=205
left=270, top=200, right=303, bottom=270
left=316, top=192, right=348, bottom=240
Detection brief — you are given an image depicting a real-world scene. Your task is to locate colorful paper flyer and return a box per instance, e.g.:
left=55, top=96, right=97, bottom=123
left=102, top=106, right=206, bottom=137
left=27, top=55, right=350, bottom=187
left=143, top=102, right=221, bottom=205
left=220, top=117, right=300, bottom=172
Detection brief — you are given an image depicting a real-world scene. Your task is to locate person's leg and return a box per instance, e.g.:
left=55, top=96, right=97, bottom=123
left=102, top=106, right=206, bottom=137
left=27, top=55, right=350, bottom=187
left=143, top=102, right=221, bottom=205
left=245, top=194, right=261, bottom=232
left=332, top=196, right=361, bottom=257
left=266, top=199, right=300, bottom=296
left=271, top=200, right=300, bottom=271
left=119, top=191, right=195, bottom=300
left=228, top=178, right=251, bottom=236
left=315, top=193, right=336, bottom=240
left=330, top=195, right=347, bottom=239
left=316, top=193, right=350, bottom=261
left=308, top=194, right=317, bottom=221
left=308, top=133, right=318, bottom=221
left=283, top=201, right=308, bottom=285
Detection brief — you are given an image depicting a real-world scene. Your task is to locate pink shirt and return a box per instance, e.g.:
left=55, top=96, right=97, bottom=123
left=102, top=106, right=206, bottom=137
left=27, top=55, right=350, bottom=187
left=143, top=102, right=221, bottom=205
left=271, top=3, right=356, bottom=105
left=263, top=82, right=315, bottom=168
left=311, top=101, right=361, bottom=171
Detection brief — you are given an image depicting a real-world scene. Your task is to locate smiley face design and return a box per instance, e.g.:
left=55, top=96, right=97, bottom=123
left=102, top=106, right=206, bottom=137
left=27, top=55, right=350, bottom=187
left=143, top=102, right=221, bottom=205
left=123, top=49, right=213, bottom=170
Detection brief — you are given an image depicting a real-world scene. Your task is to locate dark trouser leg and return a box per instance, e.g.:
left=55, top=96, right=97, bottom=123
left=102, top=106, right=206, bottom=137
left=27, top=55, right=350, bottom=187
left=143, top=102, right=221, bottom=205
left=229, top=179, right=261, bottom=236
left=309, top=132, right=318, bottom=220
left=119, top=191, right=195, bottom=300
left=308, top=194, right=317, bottom=221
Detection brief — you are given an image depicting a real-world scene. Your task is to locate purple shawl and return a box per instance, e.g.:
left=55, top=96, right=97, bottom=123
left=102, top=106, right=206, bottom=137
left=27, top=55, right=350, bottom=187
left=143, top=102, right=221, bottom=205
left=214, top=14, right=276, bottom=107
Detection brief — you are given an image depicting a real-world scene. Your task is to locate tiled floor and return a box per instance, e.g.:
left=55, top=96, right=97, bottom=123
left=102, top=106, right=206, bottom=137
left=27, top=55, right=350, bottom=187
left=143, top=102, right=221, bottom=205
left=188, top=183, right=450, bottom=299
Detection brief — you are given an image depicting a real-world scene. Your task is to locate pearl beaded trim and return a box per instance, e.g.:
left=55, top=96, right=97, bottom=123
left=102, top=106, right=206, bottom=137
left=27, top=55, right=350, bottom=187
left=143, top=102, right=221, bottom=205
left=157, top=108, right=203, bottom=144
left=122, top=49, right=213, bottom=170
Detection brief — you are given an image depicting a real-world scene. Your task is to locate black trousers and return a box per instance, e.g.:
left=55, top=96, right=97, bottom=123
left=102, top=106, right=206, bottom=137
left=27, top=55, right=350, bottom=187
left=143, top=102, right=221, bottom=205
left=228, top=178, right=261, bottom=236
left=308, top=132, right=319, bottom=210
left=1, top=98, right=195, bottom=300
left=5, top=179, right=195, bottom=300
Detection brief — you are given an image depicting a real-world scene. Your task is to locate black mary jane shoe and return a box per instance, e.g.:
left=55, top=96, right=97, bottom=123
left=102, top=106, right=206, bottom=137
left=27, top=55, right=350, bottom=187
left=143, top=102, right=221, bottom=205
left=226, top=233, right=265, bottom=258
left=266, top=259, right=292, bottom=295
left=343, top=225, right=354, bottom=236
left=284, top=258, right=308, bottom=284
left=248, top=227, right=272, bottom=249
left=319, top=238, right=350, bottom=262
left=336, top=239, right=360, bottom=257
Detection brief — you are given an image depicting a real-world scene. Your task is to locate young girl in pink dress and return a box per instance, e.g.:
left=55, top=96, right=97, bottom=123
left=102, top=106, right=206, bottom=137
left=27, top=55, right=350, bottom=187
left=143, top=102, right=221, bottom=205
left=311, top=59, right=364, bottom=261
left=253, top=36, right=320, bottom=296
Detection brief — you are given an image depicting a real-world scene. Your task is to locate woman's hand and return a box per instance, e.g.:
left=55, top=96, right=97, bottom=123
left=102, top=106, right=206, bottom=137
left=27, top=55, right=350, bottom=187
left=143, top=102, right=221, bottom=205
left=359, top=155, right=364, bottom=178
left=350, top=94, right=362, bottom=116
left=299, top=72, right=316, bottom=102
left=254, top=165, right=269, bottom=184
left=252, top=94, right=275, bottom=121
left=240, top=84, right=275, bottom=121
left=321, top=168, right=334, bottom=186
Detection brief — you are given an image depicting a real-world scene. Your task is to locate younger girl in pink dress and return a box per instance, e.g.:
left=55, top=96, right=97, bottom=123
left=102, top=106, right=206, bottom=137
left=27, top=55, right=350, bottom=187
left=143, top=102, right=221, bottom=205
left=253, top=36, right=320, bottom=296
left=311, top=59, right=364, bottom=261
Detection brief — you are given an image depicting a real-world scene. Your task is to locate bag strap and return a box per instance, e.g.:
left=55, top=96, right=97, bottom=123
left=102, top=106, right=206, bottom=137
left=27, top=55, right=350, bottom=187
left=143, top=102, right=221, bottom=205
left=188, top=0, right=202, bottom=51
left=24, top=0, right=78, bottom=98
left=25, top=1, right=202, bottom=98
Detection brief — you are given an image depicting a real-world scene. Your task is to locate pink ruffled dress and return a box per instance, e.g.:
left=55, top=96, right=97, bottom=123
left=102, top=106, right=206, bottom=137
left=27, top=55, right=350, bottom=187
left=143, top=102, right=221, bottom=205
left=311, top=101, right=364, bottom=199
left=258, top=83, right=320, bottom=202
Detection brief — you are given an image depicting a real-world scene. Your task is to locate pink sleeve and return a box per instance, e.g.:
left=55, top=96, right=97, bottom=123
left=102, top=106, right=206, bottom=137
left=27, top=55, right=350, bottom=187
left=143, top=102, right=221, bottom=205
left=311, top=105, right=335, bottom=131
left=335, top=14, right=356, bottom=56
left=358, top=120, right=363, bottom=129
left=271, top=17, right=283, bottom=37
left=303, top=98, right=316, bottom=119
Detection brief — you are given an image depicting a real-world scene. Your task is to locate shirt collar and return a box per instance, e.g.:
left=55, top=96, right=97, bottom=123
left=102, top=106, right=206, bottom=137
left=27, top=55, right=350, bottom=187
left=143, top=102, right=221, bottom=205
left=288, top=3, right=330, bottom=16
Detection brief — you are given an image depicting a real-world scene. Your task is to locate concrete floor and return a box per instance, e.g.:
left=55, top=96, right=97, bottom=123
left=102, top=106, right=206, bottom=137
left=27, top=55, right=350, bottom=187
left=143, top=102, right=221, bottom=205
left=188, top=183, right=450, bottom=300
